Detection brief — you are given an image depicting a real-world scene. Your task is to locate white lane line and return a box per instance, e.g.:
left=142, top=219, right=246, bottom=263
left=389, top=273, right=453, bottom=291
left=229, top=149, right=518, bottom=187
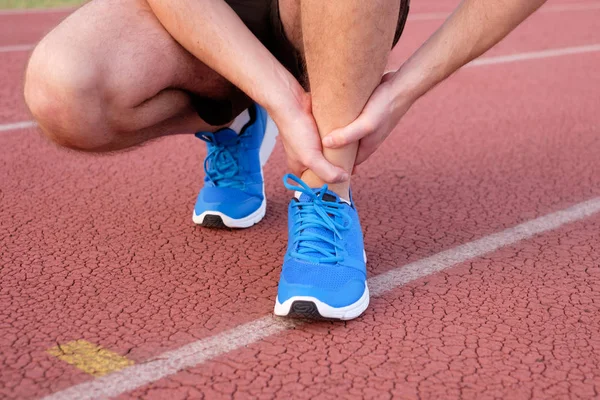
left=1, top=2, right=600, bottom=53
left=43, top=196, right=600, bottom=400
left=408, top=1, right=600, bottom=20
left=0, top=121, right=36, bottom=132
left=0, top=44, right=35, bottom=53
left=0, top=6, right=75, bottom=16
left=544, top=2, right=600, bottom=12
left=370, top=197, right=600, bottom=295
left=3, top=43, right=600, bottom=132
left=0, top=1, right=597, bottom=18
left=468, top=44, right=600, bottom=67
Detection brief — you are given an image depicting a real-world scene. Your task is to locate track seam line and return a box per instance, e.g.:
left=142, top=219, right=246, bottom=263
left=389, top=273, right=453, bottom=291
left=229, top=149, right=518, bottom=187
left=409, top=1, right=600, bottom=20
left=467, top=44, right=600, bottom=66
left=0, top=121, right=36, bottom=132
left=1, top=2, right=600, bottom=53
left=0, top=44, right=34, bottom=53
left=3, top=43, right=600, bottom=132
left=0, top=6, right=76, bottom=15
left=42, top=196, right=600, bottom=400
left=1, top=1, right=598, bottom=17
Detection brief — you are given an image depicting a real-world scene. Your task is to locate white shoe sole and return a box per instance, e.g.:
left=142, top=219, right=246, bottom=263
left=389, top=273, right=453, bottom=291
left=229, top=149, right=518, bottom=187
left=273, top=284, right=370, bottom=321
left=192, top=198, right=267, bottom=228
left=193, top=114, right=278, bottom=229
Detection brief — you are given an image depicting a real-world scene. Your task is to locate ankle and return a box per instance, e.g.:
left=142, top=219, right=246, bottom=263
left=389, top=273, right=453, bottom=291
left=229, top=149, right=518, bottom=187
left=300, top=170, right=350, bottom=200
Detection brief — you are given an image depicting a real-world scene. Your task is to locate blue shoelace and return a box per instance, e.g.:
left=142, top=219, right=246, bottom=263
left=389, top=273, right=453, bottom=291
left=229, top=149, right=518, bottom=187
left=284, top=174, right=351, bottom=264
left=196, top=132, right=245, bottom=189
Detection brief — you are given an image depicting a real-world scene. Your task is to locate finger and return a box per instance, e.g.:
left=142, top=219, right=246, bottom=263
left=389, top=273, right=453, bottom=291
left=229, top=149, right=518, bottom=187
left=279, top=138, right=305, bottom=176
left=322, top=118, right=371, bottom=149
left=288, top=159, right=305, bottom=178
left=354, top=136, right=379, bottom=166
left=304, top=152, right=349, bottom=183
left=285, top=153, right=307, bottom=178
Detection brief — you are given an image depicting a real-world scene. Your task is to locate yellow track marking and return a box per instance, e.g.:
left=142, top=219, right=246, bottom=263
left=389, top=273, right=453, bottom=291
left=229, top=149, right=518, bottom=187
left=47, top=340, right=134, bottom=377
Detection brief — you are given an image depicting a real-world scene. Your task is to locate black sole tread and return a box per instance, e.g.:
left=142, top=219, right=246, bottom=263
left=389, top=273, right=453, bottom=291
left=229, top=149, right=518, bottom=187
left=200, top=215, right=229, bottom=229
left=287, top=301, right=337, bottom=321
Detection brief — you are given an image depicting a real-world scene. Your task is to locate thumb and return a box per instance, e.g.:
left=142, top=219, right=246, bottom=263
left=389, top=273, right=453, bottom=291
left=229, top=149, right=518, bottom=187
left=322, top=117, right=371, bottom=149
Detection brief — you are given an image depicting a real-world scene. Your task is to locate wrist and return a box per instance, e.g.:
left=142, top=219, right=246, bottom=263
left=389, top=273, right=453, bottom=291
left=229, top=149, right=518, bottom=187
left=387, top=72, right=420, bottom=116
left=390, top=68, right=426, bottom=106
left=262, top=69, right=309, bottom=123
left=389, top=56, right=444, bottom=111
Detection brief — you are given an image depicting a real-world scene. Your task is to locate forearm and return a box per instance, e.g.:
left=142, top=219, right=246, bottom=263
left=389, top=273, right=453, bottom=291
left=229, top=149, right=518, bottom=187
left=393, top=0, right=547, bottom=102
left=146, top=0, right=305, bottom=119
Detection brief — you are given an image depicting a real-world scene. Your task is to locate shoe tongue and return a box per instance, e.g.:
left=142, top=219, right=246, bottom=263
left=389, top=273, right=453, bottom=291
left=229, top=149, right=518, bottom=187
left=212, top=128, right=238, bottom=145
left=295, top=188, right=341, bottom=203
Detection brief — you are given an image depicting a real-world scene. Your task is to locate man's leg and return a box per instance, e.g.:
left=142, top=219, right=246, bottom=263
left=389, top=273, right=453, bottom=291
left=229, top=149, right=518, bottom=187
left=273, top=1, right=402, bottom=320
left=293, top=0, right=400, bottom=199
left=25, top=0, right=278, bottom=229
left=24, top=0, right=250, bottom=152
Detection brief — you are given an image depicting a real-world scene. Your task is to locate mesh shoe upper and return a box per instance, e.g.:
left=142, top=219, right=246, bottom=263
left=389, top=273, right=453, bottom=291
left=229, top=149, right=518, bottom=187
left=194, top=104, right=268, bottom=220
left=277, top=174, right=367, bottom=308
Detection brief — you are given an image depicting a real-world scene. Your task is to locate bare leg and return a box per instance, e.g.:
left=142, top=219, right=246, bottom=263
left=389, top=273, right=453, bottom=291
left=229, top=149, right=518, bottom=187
left=24, top=0, right=249, bottom=152
left=295, top=0, right=400, bottom=198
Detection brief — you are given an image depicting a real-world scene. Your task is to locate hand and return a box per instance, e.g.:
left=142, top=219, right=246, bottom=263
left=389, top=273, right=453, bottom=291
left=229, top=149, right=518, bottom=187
left=321, top=71, right=415, bottom=166
left=269, top=91, right=349, bottom=183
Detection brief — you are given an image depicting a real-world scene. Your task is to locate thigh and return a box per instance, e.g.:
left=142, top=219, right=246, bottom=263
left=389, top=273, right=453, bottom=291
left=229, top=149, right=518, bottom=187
left=38, top=0, right=248, bottom=122
left=271, top=0, right=410, bottom=88
left=58, top=0, right=228, bottom=98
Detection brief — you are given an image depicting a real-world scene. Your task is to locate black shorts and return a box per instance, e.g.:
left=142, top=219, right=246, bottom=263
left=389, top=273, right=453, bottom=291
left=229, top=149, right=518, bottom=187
left=192, top=0, right=410, bottom=125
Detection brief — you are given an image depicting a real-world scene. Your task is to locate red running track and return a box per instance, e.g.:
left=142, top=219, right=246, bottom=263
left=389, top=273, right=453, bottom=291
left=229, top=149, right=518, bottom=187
left=1, top=1, right=600, bottom=399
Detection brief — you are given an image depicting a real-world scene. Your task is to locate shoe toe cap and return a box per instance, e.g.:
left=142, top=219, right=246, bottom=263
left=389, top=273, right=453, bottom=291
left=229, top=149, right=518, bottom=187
left=277, top=261, right=367, bottom=308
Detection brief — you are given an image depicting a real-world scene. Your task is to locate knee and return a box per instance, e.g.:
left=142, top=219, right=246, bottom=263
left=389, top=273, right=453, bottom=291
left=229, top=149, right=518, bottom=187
left=24, top=38, right=113, bottom=151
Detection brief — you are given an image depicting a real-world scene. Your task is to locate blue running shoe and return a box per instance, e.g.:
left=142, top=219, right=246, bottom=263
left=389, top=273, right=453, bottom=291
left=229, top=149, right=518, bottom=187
left=193, top=103, right=278, bottom=228
left=274, top=174, right=369, bottom=320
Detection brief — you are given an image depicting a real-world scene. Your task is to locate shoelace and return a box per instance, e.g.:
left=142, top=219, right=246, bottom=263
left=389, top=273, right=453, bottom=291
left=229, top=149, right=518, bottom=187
left=284, top=174, right=351, bottom=263
left=196, top=132, right=245, bottom=189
